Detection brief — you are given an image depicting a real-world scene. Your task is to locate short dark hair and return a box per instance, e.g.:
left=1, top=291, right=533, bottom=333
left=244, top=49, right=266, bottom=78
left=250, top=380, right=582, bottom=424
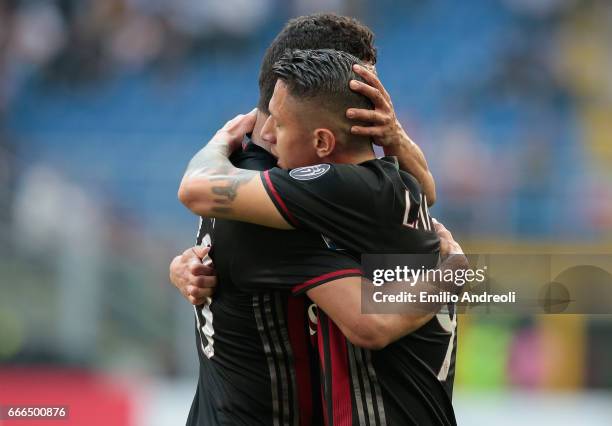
left=272, top=49, right=374, bottom=149
left=258, top=13, right=377, bottom=113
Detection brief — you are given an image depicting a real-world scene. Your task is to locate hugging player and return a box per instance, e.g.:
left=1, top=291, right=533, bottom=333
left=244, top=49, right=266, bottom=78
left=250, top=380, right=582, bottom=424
left=173, top=14, right=464, bottom=426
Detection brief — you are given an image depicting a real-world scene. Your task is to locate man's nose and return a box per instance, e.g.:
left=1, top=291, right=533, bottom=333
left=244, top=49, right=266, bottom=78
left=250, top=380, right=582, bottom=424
left=260, top=116, right=277, bottom=144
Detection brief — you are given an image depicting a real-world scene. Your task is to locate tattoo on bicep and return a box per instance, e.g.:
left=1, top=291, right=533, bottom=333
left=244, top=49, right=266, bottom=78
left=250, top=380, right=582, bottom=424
left=207, top=167, right=256, bottom=213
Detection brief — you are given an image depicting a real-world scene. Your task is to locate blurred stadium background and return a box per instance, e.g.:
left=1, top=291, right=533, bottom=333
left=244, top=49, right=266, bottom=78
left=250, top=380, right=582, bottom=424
left=1, top=0, right=611, bottom=424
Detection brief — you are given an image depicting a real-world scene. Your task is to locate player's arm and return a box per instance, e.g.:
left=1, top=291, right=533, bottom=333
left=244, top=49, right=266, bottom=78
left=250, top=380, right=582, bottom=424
left=178, top=110, right=293, bottom=230
left=348, top=64, right=436, bottom=205
left=305, top=277, right=431, bottom=350
left=306, top=220, right=467, bottom=350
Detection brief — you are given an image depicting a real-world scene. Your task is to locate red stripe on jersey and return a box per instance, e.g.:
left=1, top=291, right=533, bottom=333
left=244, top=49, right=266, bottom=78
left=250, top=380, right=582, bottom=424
left=262, top=170, right=299, bottom=227
left=317, top=315, right=330, bottom=426
left=292, top=269, right=363, bottom=295
left=287, top=296, right=313, bottom=426
left=327, top=316, right=353, bottom=426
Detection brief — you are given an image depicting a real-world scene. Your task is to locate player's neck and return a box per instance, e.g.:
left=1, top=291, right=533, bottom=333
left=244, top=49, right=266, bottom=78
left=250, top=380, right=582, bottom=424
left=327, top=149, right=376, bottom=165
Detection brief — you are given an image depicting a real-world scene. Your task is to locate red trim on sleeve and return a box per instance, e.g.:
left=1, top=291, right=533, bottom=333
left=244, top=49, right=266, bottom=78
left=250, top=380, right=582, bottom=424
left=286, top=297, right=313, bottom=426
left=263, top=170, right=300, bottom=227
left=292, top=269, right=363, bottom=295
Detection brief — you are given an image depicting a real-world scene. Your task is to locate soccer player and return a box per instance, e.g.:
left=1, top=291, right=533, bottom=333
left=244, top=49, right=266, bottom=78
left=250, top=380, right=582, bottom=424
left=173, top=15, right=449, bottom=426
left=179, top=49, right=460, bottom=425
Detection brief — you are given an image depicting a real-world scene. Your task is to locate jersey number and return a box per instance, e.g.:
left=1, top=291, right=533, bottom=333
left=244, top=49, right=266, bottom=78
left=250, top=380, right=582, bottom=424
left=195, top=301, right=215, bottom=359
left=436, top=309, right=457, bottom=381
left=194, top=228, right=215, bottom=359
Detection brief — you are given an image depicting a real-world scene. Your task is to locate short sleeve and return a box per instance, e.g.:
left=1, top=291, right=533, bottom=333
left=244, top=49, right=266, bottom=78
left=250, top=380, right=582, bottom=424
left=258, top=159, right=439, bottom=259
left=260, top=164, right=388, bottom=247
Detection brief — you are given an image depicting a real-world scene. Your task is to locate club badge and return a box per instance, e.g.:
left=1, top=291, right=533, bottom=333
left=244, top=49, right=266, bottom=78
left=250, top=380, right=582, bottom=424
left=289, top=164, right=331, bottom=181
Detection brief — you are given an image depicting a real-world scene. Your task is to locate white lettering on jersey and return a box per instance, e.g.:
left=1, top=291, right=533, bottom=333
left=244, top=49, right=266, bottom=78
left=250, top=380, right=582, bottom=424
left=436, top=309, right=457, bottom=381
left=194, top=228, right=216, bottom=359
left=307, top=303, right=318, bottom=336
left=402, top=190, right=417, bottom=228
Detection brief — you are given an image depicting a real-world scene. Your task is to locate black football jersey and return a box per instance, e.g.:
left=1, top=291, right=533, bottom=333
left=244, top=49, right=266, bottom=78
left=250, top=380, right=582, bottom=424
left=186, top=142, right=361, bottom=426
left=260, top=158, right=457, bottom=426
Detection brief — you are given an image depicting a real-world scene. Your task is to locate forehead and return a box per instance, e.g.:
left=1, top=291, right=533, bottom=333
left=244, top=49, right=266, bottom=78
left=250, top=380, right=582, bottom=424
left=269, top=80, right=285, bottom=113
left=270, top=80, right=296, bottom=116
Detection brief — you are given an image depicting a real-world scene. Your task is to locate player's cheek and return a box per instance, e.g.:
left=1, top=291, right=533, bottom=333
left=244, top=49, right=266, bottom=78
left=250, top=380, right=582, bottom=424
left=276, top=135, right=286, bottom=156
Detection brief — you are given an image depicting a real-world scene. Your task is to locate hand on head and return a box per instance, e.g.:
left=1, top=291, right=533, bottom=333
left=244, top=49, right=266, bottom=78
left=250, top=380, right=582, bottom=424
left=215, top=108, right=258, bottom=153
left=347, top=64, right=409, bottom=149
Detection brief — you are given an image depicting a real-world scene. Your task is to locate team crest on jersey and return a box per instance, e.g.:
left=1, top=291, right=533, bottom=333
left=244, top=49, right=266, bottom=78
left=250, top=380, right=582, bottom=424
left=289, top=164, right=331, bottom=181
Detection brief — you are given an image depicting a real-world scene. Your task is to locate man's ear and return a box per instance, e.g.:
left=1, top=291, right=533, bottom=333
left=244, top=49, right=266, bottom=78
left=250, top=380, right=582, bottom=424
left=313, top=128, right=336, bottom=158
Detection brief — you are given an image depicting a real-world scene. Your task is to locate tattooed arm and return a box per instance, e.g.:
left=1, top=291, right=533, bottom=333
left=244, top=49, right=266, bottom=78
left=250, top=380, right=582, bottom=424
left=178, top=110, right=293, bottom=229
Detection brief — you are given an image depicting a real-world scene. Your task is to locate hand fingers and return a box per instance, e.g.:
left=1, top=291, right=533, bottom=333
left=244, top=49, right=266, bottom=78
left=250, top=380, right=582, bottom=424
left=436, top=226, right=453, bottom=241
left=188, top=274, right=218, bottom=290
left=439, top=238, right=451, bottom=258
left=226, top=108, right=256, bottom=126
left=183, top=251, right=203, bottom=265
left=433, top=219, right=452, bottom=238
left=432, top=220, right=463, bottom=255
left=223, top=108, right=258, bottom=134
left=449, top=243, right=465, bottom=256
left=169, top=255, right=182, bottom=282
left=346, top=108, right=388, bottom=125
left=223, top=114, right=244, bottom=129
left=181, top=247, right=213, bottom=271
left=432, top=219, right=456, bottom=244
left=234, top=108, right=258, bottom=133
left=352, top=64, right=391, bottom=101
left=186, top=286, right=215, bottom=305
left=349, top=80, right=388, bottom=109
left=184, top=275, right=217, bottom=304
left=350, top=125, right=385, bottom=138
left=191, top=245, right=210, bottom=259
left=189, top=263, right=215, bottom=276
